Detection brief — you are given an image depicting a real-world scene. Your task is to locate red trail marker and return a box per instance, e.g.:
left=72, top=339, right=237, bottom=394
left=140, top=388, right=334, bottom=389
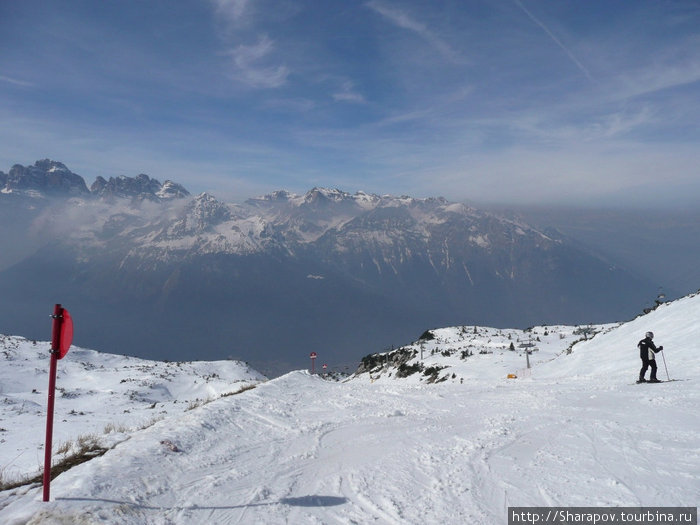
left=43, top=304, right=73, bottom=502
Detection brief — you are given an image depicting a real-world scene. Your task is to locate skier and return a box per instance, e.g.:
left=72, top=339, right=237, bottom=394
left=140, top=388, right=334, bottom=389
left=638, top=331, right=663, bottom=383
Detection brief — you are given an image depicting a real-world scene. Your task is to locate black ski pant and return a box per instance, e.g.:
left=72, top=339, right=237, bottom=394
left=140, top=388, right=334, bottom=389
left=639, top=356, right=657, bottom=381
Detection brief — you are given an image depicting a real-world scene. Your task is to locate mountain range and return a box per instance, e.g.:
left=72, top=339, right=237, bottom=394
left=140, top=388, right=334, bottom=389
left=0, top=160, right=658, bottom=375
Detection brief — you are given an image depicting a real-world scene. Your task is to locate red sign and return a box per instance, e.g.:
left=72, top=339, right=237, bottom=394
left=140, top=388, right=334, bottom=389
left=310, top=352, right=317, bottom=359
left=323, top=364, right=327, bottom=369
left=44, top=303, right=73, bottom=502
left=58, top=309, right=73, bottom=359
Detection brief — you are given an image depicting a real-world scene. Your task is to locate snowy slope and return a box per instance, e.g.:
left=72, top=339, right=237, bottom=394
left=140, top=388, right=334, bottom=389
left=350, top=324, right=616, bottom=384
left=0, top=337, right=265, bottom=484
left=0, top=294, right=698, bottom=524
left=536, top=292, right=700, bottom=381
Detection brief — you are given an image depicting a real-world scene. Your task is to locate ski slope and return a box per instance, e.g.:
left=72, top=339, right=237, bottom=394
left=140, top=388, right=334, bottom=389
left=1, top=293, right=699, bottom=524
left=0, top=342, right=265, bottom=482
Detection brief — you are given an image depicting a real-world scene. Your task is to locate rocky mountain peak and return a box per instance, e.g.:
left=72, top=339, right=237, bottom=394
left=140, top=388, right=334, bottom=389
left=157, top=180, right=190, bottom=200
left=303, top=187, right=350, bottom=204
left=2, top=159, right=191, bottom=203
left=4, top=159, right=89, bottom=196
left=249, top=190, right=294, bottom=203
left=185, top=193, right=233, bottom=228
left=90, top=173, right=187, bottom=202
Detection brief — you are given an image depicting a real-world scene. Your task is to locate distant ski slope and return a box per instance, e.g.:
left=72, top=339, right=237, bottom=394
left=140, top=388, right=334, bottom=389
left=536, top=291, right=700, bottom=380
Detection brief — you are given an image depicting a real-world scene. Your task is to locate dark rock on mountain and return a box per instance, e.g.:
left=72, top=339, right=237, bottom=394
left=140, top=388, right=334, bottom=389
left=0, top=160, right=190, bottom=203
left=5, top=159, right=89, bottom=195
left=157, top=180, right=190, bottom=200
left=91, top=174, right=190, bottom=202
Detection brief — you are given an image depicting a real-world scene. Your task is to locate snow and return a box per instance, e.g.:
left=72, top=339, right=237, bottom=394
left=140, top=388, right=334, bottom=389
left=0, top=341, right=264, bottom=483
left=353, top=191, right=380, bottom=209
left=469, top=234, right=490, bottom=248
left=352, top=324, right=612, bottom=384
left=1, top=293, right=699, bottom=524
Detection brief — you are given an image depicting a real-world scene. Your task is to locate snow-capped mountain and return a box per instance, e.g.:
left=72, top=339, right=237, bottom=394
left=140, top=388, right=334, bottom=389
left=0, top=292, right=697, bottom=523
left=79, top=186, right=567, bottom=262
left=91, top=174, right=190, bottom=202
left=0, top=159, right=188, bottom=202
left=1, top=160, right=89, bottom=197
left=0, top=161, right=658, bottom=375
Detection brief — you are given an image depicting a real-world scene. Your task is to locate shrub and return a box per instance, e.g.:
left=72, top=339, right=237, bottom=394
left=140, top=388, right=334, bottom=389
left=103, top=422, right=129, bottom=434
left=358, top=353, right=383, bottom=372
left=396, top=362, right=423, bottom=378
left=0, top=434, right=108, bottom=491
left=418, top=330, right=435, bottom=341
left=220, top=384, right=257, bottom=397
left=423, top=365, right=442, bottom=376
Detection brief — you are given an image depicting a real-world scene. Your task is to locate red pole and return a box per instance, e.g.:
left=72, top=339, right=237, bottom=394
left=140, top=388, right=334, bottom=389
left=43, top=304, right=63, bottom=502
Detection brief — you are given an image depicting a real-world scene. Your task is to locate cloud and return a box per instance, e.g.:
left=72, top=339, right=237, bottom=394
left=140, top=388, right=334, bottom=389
left=610, top=59, right=700, bottom=102
left=227, top=35, right=290, bottom=88
left=210, top=0, right=250, bottom=23
left=365, top=1, right=461, bottom=62
left=0, top=75, right=35, bottom=88
left=332, top=81, right=366, bottom=104
left=513, top=0, right=594, bottom=83
left=207, top=1, right=290, bottom=90
left=408, top=141, right=700, bottom=208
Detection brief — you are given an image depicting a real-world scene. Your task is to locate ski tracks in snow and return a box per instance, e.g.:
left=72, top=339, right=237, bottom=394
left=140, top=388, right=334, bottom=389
left=1, top=372, right=697, bottom=524
left=463, top=378, right=699, bottom=515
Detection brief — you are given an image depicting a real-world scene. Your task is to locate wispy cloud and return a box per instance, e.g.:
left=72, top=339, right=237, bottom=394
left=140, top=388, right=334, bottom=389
left=0, top=75, right=35, bottom=88
left=208, top=0, right=290, bottom=89
left=366, top=1, right=461, bottom=62
left=210, top=0, right=250, bottom=23
left=227, top=35, right=289, bottom=88
left=513, top=0, right=594, bottom=83
left=430, top=141, right=700, bottom=207
left=333, top=81, right=366, bottom=104
left=611, top=59, right=700, bottom=102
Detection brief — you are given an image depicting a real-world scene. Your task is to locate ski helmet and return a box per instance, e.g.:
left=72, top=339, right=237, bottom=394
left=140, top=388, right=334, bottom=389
left=645, top=331, right=654, bottom=339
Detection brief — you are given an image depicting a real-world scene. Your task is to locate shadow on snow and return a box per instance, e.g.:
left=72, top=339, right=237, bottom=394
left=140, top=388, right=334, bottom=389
left=57, top=494, right=348, bottom=510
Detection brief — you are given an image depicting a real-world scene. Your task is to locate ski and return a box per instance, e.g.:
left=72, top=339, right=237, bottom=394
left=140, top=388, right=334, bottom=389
left=633, top=379, right=686, bottom=385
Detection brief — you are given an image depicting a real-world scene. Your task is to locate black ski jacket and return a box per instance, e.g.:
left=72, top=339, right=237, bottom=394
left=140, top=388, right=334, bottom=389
left=638, top=337, right=660, bottom=360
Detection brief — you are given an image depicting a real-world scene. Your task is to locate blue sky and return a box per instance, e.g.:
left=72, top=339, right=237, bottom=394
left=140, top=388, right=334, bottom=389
left=1, top=0, right=698, bottom=207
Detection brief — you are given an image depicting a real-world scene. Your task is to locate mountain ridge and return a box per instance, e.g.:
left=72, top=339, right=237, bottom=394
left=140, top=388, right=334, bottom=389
left=1, top=159, right=189, bottom=202
left=0, top=159, right=659, bottom=375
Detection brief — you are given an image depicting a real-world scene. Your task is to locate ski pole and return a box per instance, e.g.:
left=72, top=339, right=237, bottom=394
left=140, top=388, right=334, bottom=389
left=660, top=349, right=670, bottom=381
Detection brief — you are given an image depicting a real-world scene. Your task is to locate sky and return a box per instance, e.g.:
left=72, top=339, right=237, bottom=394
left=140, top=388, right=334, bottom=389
left=1, top=0, right=698, bottom=207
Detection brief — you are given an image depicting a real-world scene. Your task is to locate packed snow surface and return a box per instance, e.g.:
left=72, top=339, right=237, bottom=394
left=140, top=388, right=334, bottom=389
left=1, top=294, right=699, bottom=524
left=0, top=343, right=265, bottom=481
